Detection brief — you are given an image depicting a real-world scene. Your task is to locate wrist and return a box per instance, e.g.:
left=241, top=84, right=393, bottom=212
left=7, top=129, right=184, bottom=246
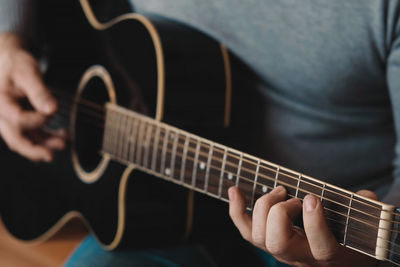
left=0, top=32, right=26, bottom=50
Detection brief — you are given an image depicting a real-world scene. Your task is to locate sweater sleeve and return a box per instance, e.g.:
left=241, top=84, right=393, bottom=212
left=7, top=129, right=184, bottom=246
left=0, top=0, right=35, bottom=39
left=383, top=6, right=400, bottom=206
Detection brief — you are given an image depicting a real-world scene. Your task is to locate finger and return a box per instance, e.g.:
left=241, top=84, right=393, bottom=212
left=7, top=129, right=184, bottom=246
left=0, top=95, right=46, bottom=128
left=0, top=81, right=47, bottom=128
left=12, top=52, right=57, bottom=114
left=229, top=187, right=253, bottom=242
left=51, top=128, right=68, bottom=139
left=0, top=120, right=53, bottom=162
left=356, top=190, right=378, bottom=201
left=33, top=131, right=66, bottom=150
left=303, top=194, right=340, bottom=261
left=266, top=197, right=310, bottom=260
left=252, top=186, right=286, bottom=247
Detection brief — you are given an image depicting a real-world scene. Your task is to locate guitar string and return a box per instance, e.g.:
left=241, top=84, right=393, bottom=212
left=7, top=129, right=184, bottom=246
left=117, top=143, right=400, bottom=252
left=56, top=98, right=388, bottom=218
left=97, top=112, right=400, bottom=238
left=120, top=151, right=400, bottom=254
left=109, top=130, right=400, bottom=236
left=327, top=222, right=400, bottom=256
left=55, top=105, right=400, bottom=248
left=53, top=101, right=400, bottom=254
left=51, top=87, right=400, bottom=217
left=53, top=95, right=400, bottom=223
left=54, top=98, right=400, bottom=228
left=52, top=93, right=398, bottom=216
left=106, top=109, right=400, bottom=224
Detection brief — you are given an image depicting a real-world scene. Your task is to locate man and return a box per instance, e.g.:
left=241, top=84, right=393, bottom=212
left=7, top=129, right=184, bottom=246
left=1, top=0, right=399, bottom=266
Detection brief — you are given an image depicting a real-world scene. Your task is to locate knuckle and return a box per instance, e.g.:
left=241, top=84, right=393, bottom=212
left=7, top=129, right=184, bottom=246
left=268, top=202, right=286, bottom=217
left=266, top=239, right=290, bottom=255
left=251, top=232, right=265, bottom=247
left=312, top=247, right=338, bottom=261
left=12, top=109, right=24, bottom=126
left=255, top=195, right=274, bottom=210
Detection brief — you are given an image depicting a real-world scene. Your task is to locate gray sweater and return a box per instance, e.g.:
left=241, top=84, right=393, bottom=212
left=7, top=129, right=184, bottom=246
left=1, top=0, right=400, bottom=205
left=0, top=0, right=33, bottom=38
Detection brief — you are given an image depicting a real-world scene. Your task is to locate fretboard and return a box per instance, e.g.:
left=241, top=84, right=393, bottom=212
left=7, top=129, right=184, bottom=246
left=102, top=103, right=398, bottom=264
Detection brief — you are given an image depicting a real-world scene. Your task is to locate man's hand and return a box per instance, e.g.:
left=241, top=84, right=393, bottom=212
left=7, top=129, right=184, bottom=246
left=0, top=33, right=65, bottom=162
left=228, top=186, right=379, bottom=267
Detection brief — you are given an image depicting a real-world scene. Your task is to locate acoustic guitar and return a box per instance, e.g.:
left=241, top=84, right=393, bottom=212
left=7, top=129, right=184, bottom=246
left=0, top=0, right=399, bottom=266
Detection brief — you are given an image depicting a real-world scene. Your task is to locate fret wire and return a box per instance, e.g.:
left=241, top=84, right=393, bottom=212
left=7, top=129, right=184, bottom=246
left=170, top=130, right=179, bottom=179
left=218, top=148, right=228, bottom=198
left=107, top=110, right=115, bottom=155
left=343, top=193, right=354, bottom=246
left=160, top=128, right=170, bottom=175
left=111, top=119, right=388, bottom=224
left=204, top=143, right=214, bottom=192
left=235, top=153, right=243, bottom=187
left=145, top=155, right=400, bottom=249
left=274, top=166, right=280, bottom=188
left=106, top=106, right=394, bottom=222
left=124, top=150, right=392, bottom=244
left=251, top=159, right=261, bottom=207
left=104, top=119, right=400, bottom=237
left=154, top=119, right=387, bottom=213
left=104, top=139, right=400, bottom=260
left=143, top=123, right=153, bottom=168
left=135, top=120, right=146, bottom=165
left=109, top=110, right=117, bottom=156
left=321, top=183, right=326, bottom=203
left=191, top=139, right=201, bottom=187
left=180, top=134, right=190, bottom=183
left=128, top=118, right=139, bottom=163
left=213, top=147, right=384, bottom=213
left=151, top=124, right=161, bottom=171
left=102, top=108, right=111, bottom=153
left=111, top=106, right=388, bottom=215
left=121, top=114, right=129, bottom=160
left=115, top=111, right=123, bottom=158
left=295, top=174, right=301, bottom=198
left=115, top=112, right=123, bottom=158
left=123, top=115, right=133, bottom=161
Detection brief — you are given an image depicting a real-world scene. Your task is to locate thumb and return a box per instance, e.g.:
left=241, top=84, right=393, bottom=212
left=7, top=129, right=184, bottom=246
left=13, top=52, right=57, bottom=114
left=302, top=194, right=340, bottom=261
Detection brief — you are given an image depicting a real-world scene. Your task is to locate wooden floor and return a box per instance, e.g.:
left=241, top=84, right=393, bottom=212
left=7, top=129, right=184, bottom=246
left=0, top=219, right=88, bottom=267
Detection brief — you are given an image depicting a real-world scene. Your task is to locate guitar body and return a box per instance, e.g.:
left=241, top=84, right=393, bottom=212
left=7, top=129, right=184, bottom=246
left=0, top=0, right=232, bottom=249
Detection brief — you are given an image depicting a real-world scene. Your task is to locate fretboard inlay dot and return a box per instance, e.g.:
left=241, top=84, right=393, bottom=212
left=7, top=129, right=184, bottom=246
left=262, top=185, right=268, bottom=193
left=199, top=162, right=206, bottom=170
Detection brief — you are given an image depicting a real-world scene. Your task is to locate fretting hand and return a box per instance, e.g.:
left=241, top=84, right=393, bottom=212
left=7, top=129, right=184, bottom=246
left=228, top=185, right=379, bottom=267
left=0, top=33, right=65, bottom=162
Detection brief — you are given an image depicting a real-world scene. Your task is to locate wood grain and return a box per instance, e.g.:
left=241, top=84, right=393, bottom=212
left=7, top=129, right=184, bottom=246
left=0, top=219, right=88, bottom=267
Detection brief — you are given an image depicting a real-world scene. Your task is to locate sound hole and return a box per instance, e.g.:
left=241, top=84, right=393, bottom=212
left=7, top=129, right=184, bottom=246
left=75, top=76, right=109, bottom=174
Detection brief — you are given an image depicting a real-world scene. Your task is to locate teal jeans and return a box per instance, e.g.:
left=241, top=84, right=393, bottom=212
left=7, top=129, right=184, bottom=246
left=65, top=235, right=291, bottom=267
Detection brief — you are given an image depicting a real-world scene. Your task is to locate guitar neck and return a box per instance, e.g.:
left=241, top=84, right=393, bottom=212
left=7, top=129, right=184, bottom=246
left=102, top=103, right=400, bottom=264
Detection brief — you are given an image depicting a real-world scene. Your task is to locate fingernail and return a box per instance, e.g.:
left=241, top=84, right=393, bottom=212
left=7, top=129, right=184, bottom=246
left=304, top=195, right=317, bottom=212
left=43, top=102, right=54, bottom=114
left=272, top=186, right=284, bottom=194
left=42, top=98, right=56, bottom=114
left=228, top=187, right=235, bottom=201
